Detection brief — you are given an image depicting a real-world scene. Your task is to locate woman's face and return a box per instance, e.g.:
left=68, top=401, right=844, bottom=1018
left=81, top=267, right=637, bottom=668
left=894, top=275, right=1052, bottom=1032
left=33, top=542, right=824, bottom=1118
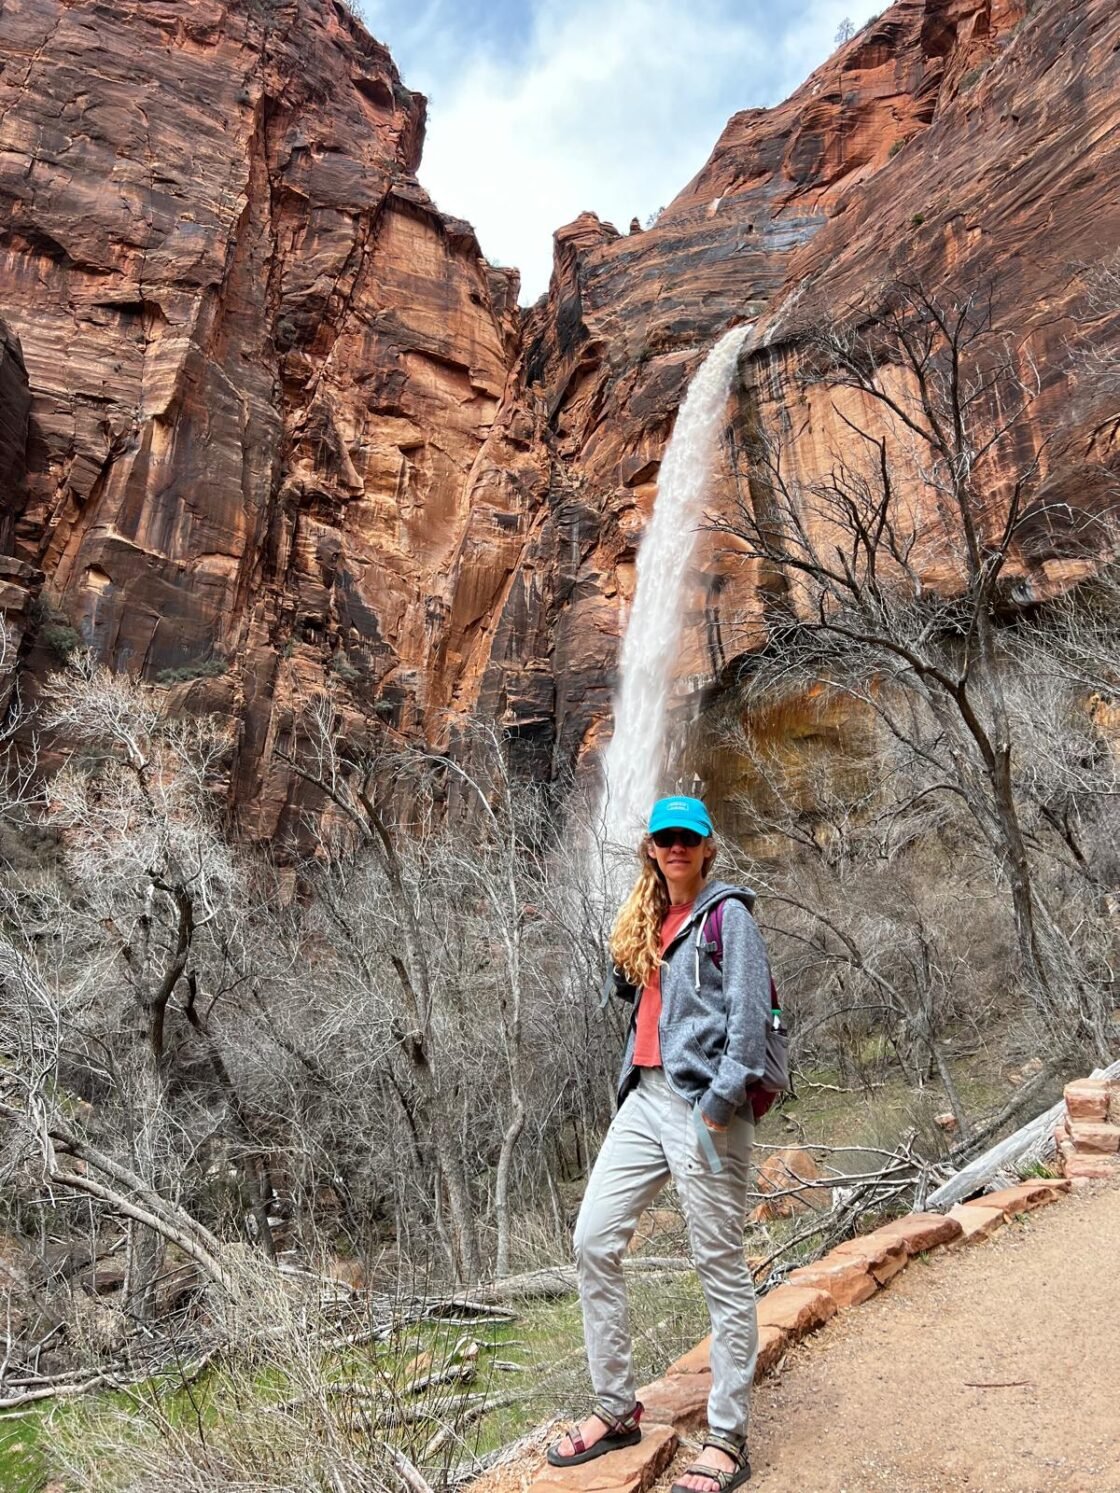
left=647, top=829, right=711, bottom=894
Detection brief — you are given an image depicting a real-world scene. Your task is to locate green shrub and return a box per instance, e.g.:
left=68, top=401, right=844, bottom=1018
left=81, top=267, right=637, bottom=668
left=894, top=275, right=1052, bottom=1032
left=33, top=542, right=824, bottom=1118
left=889, top=140, right=904, bottom=158
left=329, top=655, right=362, bottom=684
left=910, top=212, right=926, bottom=228
left=42, top=622, right=83, bottom=661
left=154, top=658, right=228, bottom=684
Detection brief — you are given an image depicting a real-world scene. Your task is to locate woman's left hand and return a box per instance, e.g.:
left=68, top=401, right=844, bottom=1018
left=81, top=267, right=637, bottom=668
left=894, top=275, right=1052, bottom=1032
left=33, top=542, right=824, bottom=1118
left=701, top=1114, right=728, bottom=1133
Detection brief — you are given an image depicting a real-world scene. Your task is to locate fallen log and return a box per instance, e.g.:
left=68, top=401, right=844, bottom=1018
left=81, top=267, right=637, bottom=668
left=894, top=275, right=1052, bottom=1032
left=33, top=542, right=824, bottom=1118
left=420, top=1392, right=522, bottom=1460
left=926, top=1057, right=1120, bottom=1210
left=387, top=1447, right=436, bottom=1493
left=438, top=1255, right=693, bottom=1307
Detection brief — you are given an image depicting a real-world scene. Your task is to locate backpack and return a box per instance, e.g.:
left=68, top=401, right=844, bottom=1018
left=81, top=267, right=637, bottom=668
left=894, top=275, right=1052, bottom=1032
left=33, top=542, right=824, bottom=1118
left=702, top=898, right=791, bottom=1122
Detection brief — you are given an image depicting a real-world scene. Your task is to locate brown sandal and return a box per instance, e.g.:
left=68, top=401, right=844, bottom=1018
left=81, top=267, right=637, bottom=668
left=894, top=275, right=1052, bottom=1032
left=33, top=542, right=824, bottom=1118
left=546, top=1402, right=644, bottom=1467
left=670, top=1432, right=751, bottom=1492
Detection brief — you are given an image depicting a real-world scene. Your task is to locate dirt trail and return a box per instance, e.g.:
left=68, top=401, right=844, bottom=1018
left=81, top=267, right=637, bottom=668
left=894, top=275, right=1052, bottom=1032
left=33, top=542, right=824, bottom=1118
left=666, top=1184, right=1120, bottom=1493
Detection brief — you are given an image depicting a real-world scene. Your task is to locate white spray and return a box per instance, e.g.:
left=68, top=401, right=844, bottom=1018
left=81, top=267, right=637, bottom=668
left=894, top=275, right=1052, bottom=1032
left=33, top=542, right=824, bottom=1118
left=600, top=323, right=750, bottom=863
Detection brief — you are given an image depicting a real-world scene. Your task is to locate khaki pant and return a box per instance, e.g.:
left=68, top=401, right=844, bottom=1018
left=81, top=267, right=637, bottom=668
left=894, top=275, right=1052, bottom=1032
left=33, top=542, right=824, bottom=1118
left=573, top=1067, right=758, bottom=1438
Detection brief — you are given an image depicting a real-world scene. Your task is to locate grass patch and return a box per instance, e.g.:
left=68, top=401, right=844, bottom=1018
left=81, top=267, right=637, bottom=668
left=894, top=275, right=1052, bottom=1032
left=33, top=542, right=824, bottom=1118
left=0, top=1412, right=49, bottom=1493
left=473, top=1270, right=709, bottom=1453
left=1018, top=1158, right=1061, bottom=1180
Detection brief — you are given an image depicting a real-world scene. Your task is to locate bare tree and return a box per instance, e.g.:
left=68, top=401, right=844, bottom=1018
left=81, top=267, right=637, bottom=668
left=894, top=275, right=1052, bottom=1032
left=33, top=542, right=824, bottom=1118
left=0, top=654, right=249, bottom=1317
left=278, top=695, right=491, bottom=1284
left=713, top=280, right=1119, bottom=1065
left=274, top=692, right=633, bottom=1283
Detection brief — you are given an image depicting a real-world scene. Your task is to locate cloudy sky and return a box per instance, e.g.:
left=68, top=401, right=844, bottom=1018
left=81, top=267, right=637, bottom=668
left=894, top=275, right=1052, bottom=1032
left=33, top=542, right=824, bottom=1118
left=358, top=0, right=883, bottom=302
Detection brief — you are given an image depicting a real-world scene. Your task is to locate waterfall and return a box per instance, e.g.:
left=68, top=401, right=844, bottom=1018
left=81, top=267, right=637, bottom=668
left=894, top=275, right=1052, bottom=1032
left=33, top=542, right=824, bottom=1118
left=600, top=323, right=750, bottom=858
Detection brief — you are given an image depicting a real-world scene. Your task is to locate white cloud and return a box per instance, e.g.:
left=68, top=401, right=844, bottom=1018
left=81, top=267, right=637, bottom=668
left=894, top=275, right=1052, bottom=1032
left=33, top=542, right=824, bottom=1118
left=362, top=0, right=885, bottom=302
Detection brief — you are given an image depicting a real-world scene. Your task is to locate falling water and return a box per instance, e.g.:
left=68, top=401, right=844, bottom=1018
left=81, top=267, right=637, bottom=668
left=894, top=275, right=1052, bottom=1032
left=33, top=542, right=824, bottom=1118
left=600, top=323, right=751, bottom=858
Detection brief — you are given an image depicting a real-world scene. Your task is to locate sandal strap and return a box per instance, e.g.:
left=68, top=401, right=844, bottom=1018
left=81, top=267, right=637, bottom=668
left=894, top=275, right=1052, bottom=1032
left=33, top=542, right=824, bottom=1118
left=592, top=1400, right=643, bottom=1436
left=679, top=1462, right=737, bottom=1492
left=702, top=1432, right=746, bottom=1465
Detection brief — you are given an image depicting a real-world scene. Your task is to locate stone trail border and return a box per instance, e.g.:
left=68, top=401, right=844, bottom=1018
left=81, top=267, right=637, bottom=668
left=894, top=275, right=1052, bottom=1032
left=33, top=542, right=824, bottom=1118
left=470, top=1074, right=1118, bottom=1493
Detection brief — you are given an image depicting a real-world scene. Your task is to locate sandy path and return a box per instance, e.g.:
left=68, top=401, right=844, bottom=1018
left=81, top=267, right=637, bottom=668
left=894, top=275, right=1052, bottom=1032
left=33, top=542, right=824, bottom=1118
left=704, top=1184, right=1120, bottom=1492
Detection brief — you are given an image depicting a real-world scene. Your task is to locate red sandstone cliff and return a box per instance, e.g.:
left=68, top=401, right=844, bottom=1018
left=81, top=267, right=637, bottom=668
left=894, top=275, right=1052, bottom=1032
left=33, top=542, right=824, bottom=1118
left=0, top=0, right=532, bottom=833
left=476, top=0, right=1120, bottom=772
left=1, top=0, right=1118, bottom=818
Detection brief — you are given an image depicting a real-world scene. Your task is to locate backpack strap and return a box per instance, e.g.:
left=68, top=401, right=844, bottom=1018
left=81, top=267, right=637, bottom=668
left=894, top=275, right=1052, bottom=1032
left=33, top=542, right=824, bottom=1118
left=707, top=898, right=725, bottom=970
left=699, top=896, right=782, bottom=1014
left=694, top=897, right=727, bottom=992
left=694, top=897, right=726, bottom=986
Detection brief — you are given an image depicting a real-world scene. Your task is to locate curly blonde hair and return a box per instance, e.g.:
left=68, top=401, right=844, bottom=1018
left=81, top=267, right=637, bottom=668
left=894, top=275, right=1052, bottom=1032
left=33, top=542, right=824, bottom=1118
left=609, top=834, right=717, bottom=987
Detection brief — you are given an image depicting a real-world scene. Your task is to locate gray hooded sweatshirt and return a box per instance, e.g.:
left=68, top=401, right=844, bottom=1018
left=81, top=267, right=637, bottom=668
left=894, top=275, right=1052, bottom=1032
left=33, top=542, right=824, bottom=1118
left=613, top=878, right=772, bottom=1127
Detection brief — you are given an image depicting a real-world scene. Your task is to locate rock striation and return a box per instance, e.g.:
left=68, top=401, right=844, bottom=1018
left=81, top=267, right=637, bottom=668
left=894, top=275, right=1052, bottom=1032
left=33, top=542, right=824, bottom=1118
left=1, top=0, right=1118, bottom=822
left=0, top=0, right=529, bottom=834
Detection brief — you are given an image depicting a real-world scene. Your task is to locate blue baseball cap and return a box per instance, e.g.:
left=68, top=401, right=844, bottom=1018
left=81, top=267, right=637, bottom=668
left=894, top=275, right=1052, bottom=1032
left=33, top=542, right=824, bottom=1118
left=648, top=795, right=713, bottom=838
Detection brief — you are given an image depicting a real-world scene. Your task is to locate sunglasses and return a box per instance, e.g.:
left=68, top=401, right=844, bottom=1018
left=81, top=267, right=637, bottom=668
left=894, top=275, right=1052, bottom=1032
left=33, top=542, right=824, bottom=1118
left=651, top=828, right=704, bottom=849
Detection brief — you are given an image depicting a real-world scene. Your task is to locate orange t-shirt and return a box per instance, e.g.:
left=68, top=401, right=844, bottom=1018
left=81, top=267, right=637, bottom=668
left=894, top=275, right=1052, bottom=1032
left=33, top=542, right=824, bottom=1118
left=632, top=900, right=695, bottom=1068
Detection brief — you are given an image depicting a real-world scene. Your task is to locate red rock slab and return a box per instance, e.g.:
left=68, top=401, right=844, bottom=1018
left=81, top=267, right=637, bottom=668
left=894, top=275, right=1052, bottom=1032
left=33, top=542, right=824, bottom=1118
left=1064, top=1079, right=1111, bottom=1122
left=756, top=1283, right=837, bottom=1340
left=948, top=1203, right=1006, bottom=1242
left=531, top=1422, right=678, bottom=1493
left=1063, top=1154, right=1120, bottom=1181
left=665, top=1319, right=791, bottom=1391
left=867, top=1211, right=964, bottom=1256
left=829, top=1232, right=909, bottom=1285
left=755, top=1322, right=788, bottom=1378
left=1068, top=1121, right=1120, bottom=1155
left=638, top=1372, right=711, bottom=1429
left=786, top=1256, right=878, bottom=1308
left=672, top=1322, right=790, bottom=1381
left=980, top=1179, right=1072, bottom=1216
left=666, top=1335, right=711, bottom=1376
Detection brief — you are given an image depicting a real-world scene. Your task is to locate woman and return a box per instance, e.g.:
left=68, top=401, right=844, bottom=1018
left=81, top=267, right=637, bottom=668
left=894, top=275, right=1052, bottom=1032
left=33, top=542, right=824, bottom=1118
left=548, top=795, right=770, bottom=1492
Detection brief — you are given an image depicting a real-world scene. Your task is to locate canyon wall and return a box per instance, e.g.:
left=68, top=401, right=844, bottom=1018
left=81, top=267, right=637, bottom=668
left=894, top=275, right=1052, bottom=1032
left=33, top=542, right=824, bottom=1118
left=477, top=0, right=1120, bottom=777
left=0, top=0, right=529, bottom=834
left=1, top=0, right=1118, bottom=826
